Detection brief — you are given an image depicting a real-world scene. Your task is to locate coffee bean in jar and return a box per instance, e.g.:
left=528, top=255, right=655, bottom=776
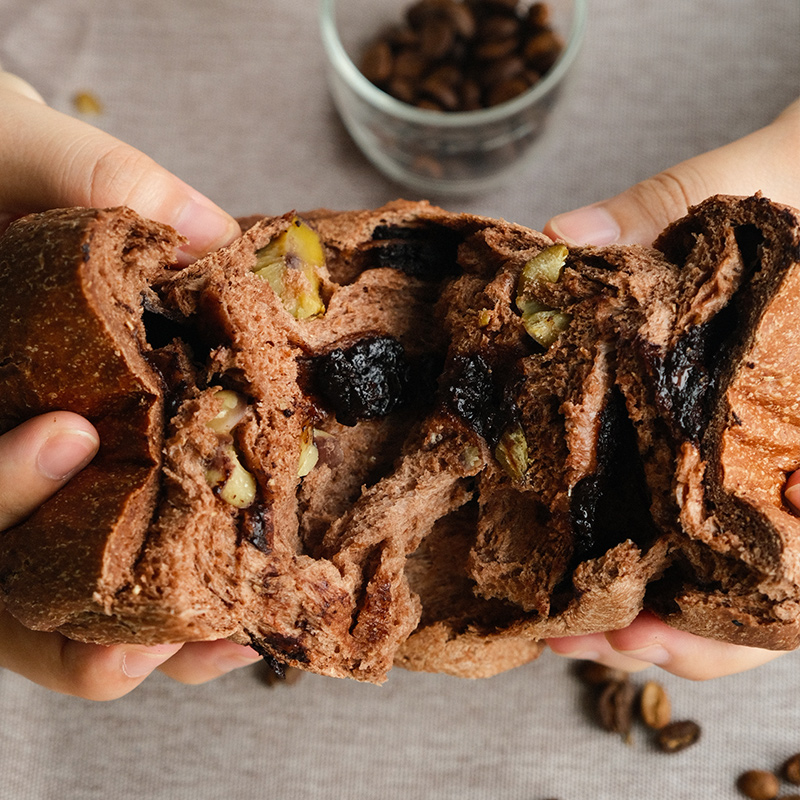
left=360, top=0, right=564, bottom=112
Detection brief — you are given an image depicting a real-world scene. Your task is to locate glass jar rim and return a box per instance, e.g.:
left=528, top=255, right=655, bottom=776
left=318, top=0, right=588, bottom=128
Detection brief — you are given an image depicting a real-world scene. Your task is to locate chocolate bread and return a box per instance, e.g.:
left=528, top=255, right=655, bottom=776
left=0, top=194, right=798, bottom=683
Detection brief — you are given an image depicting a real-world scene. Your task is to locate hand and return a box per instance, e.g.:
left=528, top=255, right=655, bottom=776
left=0, top=69, right=241, bottom=262
left=0, top=71, right=260, bottom=699
left=543, top=97, right=800, bottom=680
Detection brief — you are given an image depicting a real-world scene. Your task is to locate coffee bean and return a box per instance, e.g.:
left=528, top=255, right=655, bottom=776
left=597, top=679, right=636, bottom=736
left=475, top=35, right=519, bottom=61
left=360, top=40, right=394, bottom=85
left=486, top=76, right=529, bottom=106
left=358, top=0, right=563, bottom=112
left=419, top=18, right=457, bottom=59
left=736, top=770, right=780, bottom=800
left=387, top=77, right=416, bottom=104
left=482, top=54, right=526, bottom=86
left=574, top=660, right=630, bottom=686
left=639, top=680, right=671, bottom=730
left=526, top=1, right=550, bottom=28
left=523, top=29, right=563, bottom=72
left=419, top=73, right=460, bottom=110
left=655, top=719, right=701, bottom=753
left=479, top=14, right=521, bottom=41
left=393, top=49, right=428, bottom=81
left=784, top=753, right=800, bottom=785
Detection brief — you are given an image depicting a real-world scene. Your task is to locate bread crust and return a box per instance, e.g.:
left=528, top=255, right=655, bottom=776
left=0, top=195, right=799, bottom=682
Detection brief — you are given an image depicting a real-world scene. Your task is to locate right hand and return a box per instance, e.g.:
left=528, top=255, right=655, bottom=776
left=542, top=97, right=800, bottom=682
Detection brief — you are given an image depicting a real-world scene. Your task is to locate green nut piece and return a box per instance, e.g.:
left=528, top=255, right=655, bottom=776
left=494, top=424, right=529, bottom=482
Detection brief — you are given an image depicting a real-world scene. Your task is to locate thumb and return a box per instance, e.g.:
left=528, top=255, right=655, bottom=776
left=544, top=98, right=800, bottom=247
left=0, top=84, right=240, bottom=262
left=0, top=412, right=99, bottom=531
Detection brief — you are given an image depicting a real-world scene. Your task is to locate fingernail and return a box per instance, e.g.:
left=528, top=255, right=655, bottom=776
left=121, top=644, right=183, bottom=678
left=173, top=192, right=240, bottom=262
left=552, top=648, right=600, bottom=661
left=785, top=483, right=800, bottom=513
left=618, top=644, right=670, bottom=665
left=548, top=204, right=621, bottom=246
left=37, top=429, right=99, bottom=481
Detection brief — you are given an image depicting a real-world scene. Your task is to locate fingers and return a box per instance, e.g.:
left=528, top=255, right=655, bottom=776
left=0, top=69, right=45, bottom=103
left=548, top=631, right=655, bottom=674
left=0, top=84, right=240, bottom=262
left=0, top=609, right=183, bottom=700
left=784, top=470, right=800, bottom=514
left=544, top=97, right=800, bottom=248
left=549, top=612, right=784, bottom=681
left=156, top=640, right=262, bottom=685
left=0, top=412, right=99, bottom=531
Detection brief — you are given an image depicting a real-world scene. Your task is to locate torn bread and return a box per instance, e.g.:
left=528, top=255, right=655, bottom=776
left=0, top=194, right=798, bottom=683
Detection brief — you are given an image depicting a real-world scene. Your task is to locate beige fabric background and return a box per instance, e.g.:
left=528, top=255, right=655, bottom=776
left=0, top=1, right=799, bottom=798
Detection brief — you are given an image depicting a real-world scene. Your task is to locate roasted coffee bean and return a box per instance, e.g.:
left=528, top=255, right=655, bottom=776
left=460, top=77, right=483, bottom=109
left=655, top=719, right=701, bottom=753
left=784, top=753, right=800, bottom=785
left=526, top=1, right=550, bottom=28
left=574, top=660, right=630, bottom=687
left=596, top=679, right=636, bottom=736
left=419, top=18, right=457, bottom=59
left=358, top=0, right=563, bottom=112
left=419, top=73, right=461, bottom=110
left=639, top=680, right=671, bottom=730
left=388, top=77, right=416, bottom=104
left=393, top=48, right=428, bottom=81
left=483, top=54, right=526, bottom=85
left=479, top=14, right=521, bottom=41
left=360, top=40, right=394, bottom=84
left=736, top=770, right=780, bottom=800
left=475, top=35, right=519, bottom=61
left=486, top=76, right=529, bottom=106
left=523, top=29, right=563, bottom=71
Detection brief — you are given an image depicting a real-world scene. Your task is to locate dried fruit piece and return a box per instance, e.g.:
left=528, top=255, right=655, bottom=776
left=494, top=424, right=528, bottom=481
left=736, top=770, right=780, bottom=800
left=205, top=445, right=257, bottom=508
left=639, top=680, right=671, bottom=730
left=315, top=336, right=408, bottom=426
left=655, top=719, right=701, bottom=753
left=254, top=217, right=326, bottom=319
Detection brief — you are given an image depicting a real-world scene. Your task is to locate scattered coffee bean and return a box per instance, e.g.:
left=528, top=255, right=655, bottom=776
left=655, top=719, right=701, bottom=753
left=639, top=680, right=672, bottom=730
left=597, top=679, right=636, bottom=737
left=359, top=0, right=563, bottom=112
left=574, top=660, right=630, bottom=686
left=736, top=769, right=780, bottom=800
left=784, top=753, right=800, bottom=785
